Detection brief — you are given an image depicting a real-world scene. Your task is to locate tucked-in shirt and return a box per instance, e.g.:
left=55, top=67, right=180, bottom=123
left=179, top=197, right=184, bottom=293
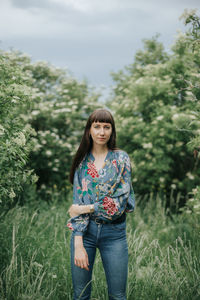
left=66, top=149, right=135, bottom=236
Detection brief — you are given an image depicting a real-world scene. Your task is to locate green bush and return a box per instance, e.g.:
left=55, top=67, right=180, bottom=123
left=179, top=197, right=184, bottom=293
left=0, top=50, right=38, bottom=210
left=108, top=10, right=200, bottom=202
left=0, top=50, right=102, bottom=206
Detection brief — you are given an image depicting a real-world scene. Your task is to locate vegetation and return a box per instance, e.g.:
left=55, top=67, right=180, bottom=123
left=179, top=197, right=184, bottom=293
left=0, top=195, right=199, bottom=300
left=108, top=9, right=200, bottom=203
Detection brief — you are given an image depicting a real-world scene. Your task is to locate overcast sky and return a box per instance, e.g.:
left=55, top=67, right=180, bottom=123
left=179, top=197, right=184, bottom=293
left=0, top=0, right=199, bottom=101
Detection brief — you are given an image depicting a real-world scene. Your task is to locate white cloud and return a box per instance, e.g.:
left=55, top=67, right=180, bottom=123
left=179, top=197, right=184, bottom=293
left=0, top=0, right=199, bottom=100
left=1, top=0, right=199, bottom=39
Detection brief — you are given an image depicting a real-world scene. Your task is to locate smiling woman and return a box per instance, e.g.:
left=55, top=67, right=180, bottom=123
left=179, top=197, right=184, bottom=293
left=66, top=108, right=135, bottom=300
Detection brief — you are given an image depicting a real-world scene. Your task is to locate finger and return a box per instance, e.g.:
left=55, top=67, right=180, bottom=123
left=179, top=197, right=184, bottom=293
left=76, top=261, right=81, bottom=268
left=86, top=254, right=89, bottom=266
left=78, top=259, right=84, bottom=268
left=83, top=262, right=89, bottom=271
left=80, top=261, right=85, bottom=269
left=74, top=258, right=80, bottom=268
left=81, top=258, right=89, bottom=271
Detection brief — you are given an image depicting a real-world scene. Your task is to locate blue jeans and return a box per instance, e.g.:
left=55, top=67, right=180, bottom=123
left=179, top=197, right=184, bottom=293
left=70, top=219, right=128, bottom=300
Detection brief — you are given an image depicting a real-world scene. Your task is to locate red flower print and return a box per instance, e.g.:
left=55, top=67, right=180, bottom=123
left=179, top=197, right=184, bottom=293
left=67, top=222, right=74, bottom=230
left=102, top=196, right=118, bottom=216
left=87, top=162, right=99, bottom=178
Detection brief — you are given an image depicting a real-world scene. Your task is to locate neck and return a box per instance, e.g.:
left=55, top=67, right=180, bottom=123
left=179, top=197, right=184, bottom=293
left=91, top=144, right=109, bottom=156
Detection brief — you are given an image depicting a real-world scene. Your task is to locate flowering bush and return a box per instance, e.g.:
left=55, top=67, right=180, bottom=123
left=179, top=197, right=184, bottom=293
left=0, top=49, right=102, bottom=205
left=0, top=50, right=38, bottom=209
left=181, top=9, right=200, bottom=217
left=108, top=11, right=200, bottom=203
left=23, top=61, right=100, bottom=200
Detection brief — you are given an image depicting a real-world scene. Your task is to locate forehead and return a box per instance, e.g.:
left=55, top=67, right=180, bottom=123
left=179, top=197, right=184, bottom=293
left=92, top=121, right=111, bottom=125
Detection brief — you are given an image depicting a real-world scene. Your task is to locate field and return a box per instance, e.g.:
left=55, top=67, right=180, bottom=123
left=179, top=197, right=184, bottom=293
left=0, top=194, right=199, bottom=300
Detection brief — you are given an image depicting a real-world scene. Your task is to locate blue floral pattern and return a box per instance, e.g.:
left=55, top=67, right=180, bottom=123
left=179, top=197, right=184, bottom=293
left=66, top=149, right=135, bottom=236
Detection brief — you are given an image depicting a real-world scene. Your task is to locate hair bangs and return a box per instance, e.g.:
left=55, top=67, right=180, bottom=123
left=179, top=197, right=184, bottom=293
left=90, top=109, right=113, bottom=125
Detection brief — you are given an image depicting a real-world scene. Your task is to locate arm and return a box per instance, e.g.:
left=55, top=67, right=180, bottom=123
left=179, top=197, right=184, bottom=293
left=67, top=168, right=90, bottom=271
left=93, top=152, right=135, bottom=221
left=74, top=235, right=89, bottom=271
left=66, top=168, right=90, bottom=236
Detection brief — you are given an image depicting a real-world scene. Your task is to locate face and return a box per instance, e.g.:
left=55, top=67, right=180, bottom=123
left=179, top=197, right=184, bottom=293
left=89, top=121, right=112, bottom=146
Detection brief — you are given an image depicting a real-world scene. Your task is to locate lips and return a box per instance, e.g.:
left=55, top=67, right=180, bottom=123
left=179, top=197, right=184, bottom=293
left=98, top=138, right=105, bottom=140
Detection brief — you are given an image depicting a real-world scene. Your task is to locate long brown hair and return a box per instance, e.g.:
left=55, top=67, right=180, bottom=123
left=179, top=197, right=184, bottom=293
left=69, top=108, right=119, bottom=184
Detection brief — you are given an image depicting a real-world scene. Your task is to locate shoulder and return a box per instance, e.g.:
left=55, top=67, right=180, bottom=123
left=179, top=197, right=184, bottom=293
left=113, top=149, right=130, bottom=159
left=112, top=149, right=130, bottom=165
left=77, top=154, right=87, bottom=171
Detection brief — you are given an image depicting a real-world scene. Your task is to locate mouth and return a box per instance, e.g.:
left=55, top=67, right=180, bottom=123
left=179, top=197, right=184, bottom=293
left=98, top=138, right=105, bottom=140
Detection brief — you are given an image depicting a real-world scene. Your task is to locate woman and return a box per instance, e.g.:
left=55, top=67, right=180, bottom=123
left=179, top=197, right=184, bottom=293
left=66, top=108, right=135, bottom=300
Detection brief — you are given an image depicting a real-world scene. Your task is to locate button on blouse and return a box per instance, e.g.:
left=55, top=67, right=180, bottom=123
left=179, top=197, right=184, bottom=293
left=66, top=149, right=135, bottom=236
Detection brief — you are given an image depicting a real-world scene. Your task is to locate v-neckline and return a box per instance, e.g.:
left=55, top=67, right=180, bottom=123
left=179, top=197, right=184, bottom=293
left=89, top=150, right=111, bottom=173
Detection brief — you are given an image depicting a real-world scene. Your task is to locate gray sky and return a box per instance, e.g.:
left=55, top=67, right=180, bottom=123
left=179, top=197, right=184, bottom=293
left=0, top=0, right=199, bottom=101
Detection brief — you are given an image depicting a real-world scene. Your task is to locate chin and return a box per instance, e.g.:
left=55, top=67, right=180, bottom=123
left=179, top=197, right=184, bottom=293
left=95, top=140, right=108, bottom=145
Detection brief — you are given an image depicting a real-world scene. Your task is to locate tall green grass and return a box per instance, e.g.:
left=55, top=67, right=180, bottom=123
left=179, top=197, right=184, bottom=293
left=0, top=194, right=199, bottom=300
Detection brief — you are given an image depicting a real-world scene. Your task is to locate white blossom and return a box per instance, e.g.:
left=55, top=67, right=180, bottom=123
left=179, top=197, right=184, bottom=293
left=41, top=140, right=47, bottom=145
left=9, top=189, right=16, bottom=198
left=175, top=142, right=183, bottom=147
left=172, top=113, right=179, bottom=120
left=142, top=142, right=153, bottom=149
left=46, top=150, right=52, bottom=156
left=171, top=184, right=176, bottom=189
left=13, top=132, right=26, bottom=146
left=0, top=125, right=5, bottom=136
left=40, top=184, right=46, bottom=189
left=186, top=172, right=194, bottom=180
left=156, top=115, right=164, bottom=121
left=135, top=78, right=143, bottom=84
left=194, top=204, right=200, bottom=209
left=31, top=110, right=40, bottom=116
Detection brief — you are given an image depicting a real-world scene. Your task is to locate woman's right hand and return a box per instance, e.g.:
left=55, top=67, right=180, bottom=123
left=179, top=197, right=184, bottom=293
left=74, top=246, right=89, bottom=271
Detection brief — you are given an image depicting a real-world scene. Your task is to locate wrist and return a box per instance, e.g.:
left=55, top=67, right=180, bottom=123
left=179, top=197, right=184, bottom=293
left=80, top=204, right=94, bottom=214
left=74, top=236, right=84, bottom=248
left=89, top=204, right=94, bottom=213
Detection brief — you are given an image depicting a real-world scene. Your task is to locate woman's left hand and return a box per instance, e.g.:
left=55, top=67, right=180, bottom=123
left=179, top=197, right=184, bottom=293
left=68, top=204, right=82, bottom=218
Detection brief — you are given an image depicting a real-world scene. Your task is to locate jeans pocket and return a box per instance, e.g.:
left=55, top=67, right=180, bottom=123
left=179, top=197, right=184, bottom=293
left=111, top=221, right=126, bottom=231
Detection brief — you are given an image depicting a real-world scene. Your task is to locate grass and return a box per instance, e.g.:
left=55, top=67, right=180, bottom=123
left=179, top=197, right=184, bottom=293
left=0, top=194, right=199, bottom=300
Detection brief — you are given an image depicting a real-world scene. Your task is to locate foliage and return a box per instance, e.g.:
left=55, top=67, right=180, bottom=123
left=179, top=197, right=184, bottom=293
left=22, top=59, right=100, bottom=201
left=179, top=9, right=200, bottom=222
left=0, top=50, right=38, bottom=210
left=108, top=11, right=200, bottom=202
left=0, top=50, right=102, bottom=207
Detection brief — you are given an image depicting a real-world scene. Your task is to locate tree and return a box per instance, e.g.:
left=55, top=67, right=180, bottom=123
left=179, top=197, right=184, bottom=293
left=108, top=11, right=200, bottom=205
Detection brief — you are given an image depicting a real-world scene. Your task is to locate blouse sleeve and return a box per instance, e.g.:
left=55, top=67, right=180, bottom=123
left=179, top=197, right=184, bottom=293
left=66, top=168, right=90, bottom=236
left=93, top=152, right=135, bottom=221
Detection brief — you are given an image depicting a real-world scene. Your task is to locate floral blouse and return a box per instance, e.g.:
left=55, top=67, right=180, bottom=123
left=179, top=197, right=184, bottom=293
left=66, top=149, right=135, bottom=236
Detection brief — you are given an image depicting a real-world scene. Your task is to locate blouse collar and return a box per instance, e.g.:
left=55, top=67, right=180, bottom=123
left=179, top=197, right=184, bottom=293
left=88, top=149, right=112, bottom=162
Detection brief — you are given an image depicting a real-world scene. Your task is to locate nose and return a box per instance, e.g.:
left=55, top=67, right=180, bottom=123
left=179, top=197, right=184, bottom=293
left=100, top=128, right=105, bottom=135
